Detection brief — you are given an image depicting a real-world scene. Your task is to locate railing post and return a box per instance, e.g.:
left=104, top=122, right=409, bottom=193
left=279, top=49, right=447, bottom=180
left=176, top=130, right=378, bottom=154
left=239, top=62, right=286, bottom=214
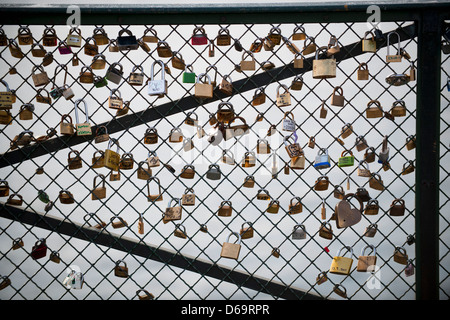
left=415, top=9, right=441, bottom=300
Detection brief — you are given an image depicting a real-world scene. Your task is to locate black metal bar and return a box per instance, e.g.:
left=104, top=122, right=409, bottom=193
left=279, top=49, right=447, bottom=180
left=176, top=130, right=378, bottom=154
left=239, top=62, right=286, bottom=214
left=0, top=202, right=323, bottom=300
left=415, top=9, right=441, bottom=300
left=0, top=23, right=417, bottom=169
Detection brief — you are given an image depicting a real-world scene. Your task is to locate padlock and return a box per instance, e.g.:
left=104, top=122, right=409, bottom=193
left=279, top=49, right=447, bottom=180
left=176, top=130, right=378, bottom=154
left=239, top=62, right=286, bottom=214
left=169, top=127, right=183, bottom=143
left=222, top=149, right=235, bottom=165
left=276, top=84, right=291, bottom=107
left=261, top=60, right=275, bottom=71
left=355, top=135, right=369, bottom=152
left=302, top=36, right=317, bottom=55
left=67, top=150, right=82, bottom=170
left=195, top=73, right=214, bottom=99
left=31, top=43, right=47, bottom=57
left=206, top=164, right=221, bottom=180
left=49, top=250, right=61, bottom=264
left=66, top=27, right=82, bottom=47
left=144, top=127, right=158, bottom=144
left=241, top=151, right=256, bottom=168
left=147, top=177, right=163, bottom=202
left=293, top=52, right=305, bottom=69
left=239, top=221, right=254, bottom=240
left=180, top=165, right=195, bottom=179
left=409, top=61, right=416, bottom=81
left=369, top=173, right=384, bottom=191
left=59, top=189, right=75, bottom=204
left=74, top=99, right=92, bottom=136
left=181, top=188, right=195, bottom=206
left=35, top=89, right=51, bottom=105
left=83, top=37, right=98, bottom=56
left=79, top=65, right=94, bottom=84
left=142, top=27, right=158, bottom=43
left=19, top=103, right=34, bottom=120
left=218, top=200, right=233, bottom=217
left=12, top=237, right=24, bottom=250
left=119, top=152, right=134, bottom=170
left=284, top=135, right=303, bottom=159
left=108, top=89, right=124, bottom=110
left=364, top=223, right=378, bottom=237
left=191, top=27, right=208, bottom=45
left=357, top=62, right=369, bottom=80
left=57, top=40, right=72, bottom=55
left=31, top=238, right=48, bottom=260
left=31, top=66, right=49, bottom=87
left=282, top=111, right=296, bottom=132
left=356, top=245, right=377, bottom=272
left=114, top=260, right=129, bottom=278
left=219, top=74, right=233, bottom=96
left=216, top=27, right=231, bottom=46
left=117, top=29, right=139, bottom=51
left=106, top=62, right=124, bottom=85
left=326, top=35, right=340, bottom=56
left=288, top=197, right=303, bottom=215
left=316, top=272, right=328, bottom=285
left=292, top=224, right=307, bottom=240
left=104, top=138, right=121, bottom=171
left=361, top=31, right=377, bottom=52
left=256, top=189, right=270, bottom=201
left=329, top=246, right=354, bottom=275
left=314, top=175, right=329, bottom=191
left=390, top=99, right=407, bottom=117
left=249, top=37, right=263, bottom=53
left=338, top=150, right=354, bottom=167
left=330, top=86, right=345, bottom=107
left=220, top=232, right=241, bottom=260
left=314, top=148, right=331, bottom=169
left=243, top=175, right=255, bottom=188
left=170, top=50, right=185, bottom=70
left=333, top=185, right=345, bottom=200
left=356, top=187, right=371, bottom=202
left=240, top=51, right=256, bottom=71
left=313, top=46, right=336, bottom=79
left=405, top=135, right=416, bottom=151
left=0, top=28, right=6, bottom=46
left=386, top=31, right=402, bottom=62
left=266, top=199, right=280, bottom=214
left=341, top=123, right=353, bottom=139
left=146, top=150, right=160, bottom=168
left=364, top=147, right=376, bottom=163
left=290, top=74, right=304, bottom=91
left=17, top=26, right=33, bottom=45
left=93, top=126, right=109, bottom=144
left=271, top=247, right=281, bottom=258
left=183, top=64, right=196, bottom=83
left=91, top=150, right=105, bottom=169
left=385, top=72, right=410, bottom=87
left=173, top=224, right=187, bottom=239
left=148, top=60, right=167, bottom=96
left=333, top=284, right=347, bottom=299
left=335, top=193, right=363, bottom=229
left=110, top=216, right=128, bottom=229
left=366, top=100, right=383, bottom=118
left=128, top=65, right=144, bottom=86
left=402, top=160, right=415, bottom=175
left=364, top=199, right=379, bottom=216
left=226, top=116, right=249, bottom=140
left=60, top=114, right=75, bottom=135
left=91, top=174, right=107, bottom=200
left=8, top=38, right=24, bottom=59
left=0, top=80, right=13, bottom=110
left=357, top=160, right=371, bottom=177
left=389, top=198, right=406, bottom=216
left=393, top=246, right=408, bottom=265
left=256, top=139, right=271, bottom=154
left=291, top=25, right=306, bottom=41
left=217, top=102, right=235, bottom=124
left=136, top=161, right=152, bottom=180
left=252, top=87, right=266, bottom=106
left=6, top=193, right=23, bottom=206
left=319, top=222, right=333, bottom=240
left=94, top=75, right=108, bottom=88
left=156, top=40, right=172, bottom=57
left=377, top=135, right=390, bottom=164
left=308, top=136, right=315, bottom=149
left=0, top=180, right=9, bottom=197
left=91, top=26, right=109, bottom=45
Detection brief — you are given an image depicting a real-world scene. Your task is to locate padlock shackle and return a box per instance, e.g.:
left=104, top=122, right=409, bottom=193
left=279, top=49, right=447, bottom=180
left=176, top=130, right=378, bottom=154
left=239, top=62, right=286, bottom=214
left=225, top=231, right=241, bottom=245
left=196, top=72, right=211, bottom=84
left=386, top=31, right=401, bottom=55
left=107, top=137, right=120, bottom=152
left=150, top=60, right=165, bottom=81
left=361, top=244, right=376, bottom=256
left=74, top=99, right=89, bottom=124
left=337, top=245, right=353, bottom=258
left=93, top=173, right=106, bottom=188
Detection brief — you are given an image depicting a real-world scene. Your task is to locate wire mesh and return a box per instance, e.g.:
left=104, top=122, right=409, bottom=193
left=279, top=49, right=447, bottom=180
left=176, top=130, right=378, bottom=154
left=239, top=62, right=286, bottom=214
left=0, top=18, right=429, bottom=300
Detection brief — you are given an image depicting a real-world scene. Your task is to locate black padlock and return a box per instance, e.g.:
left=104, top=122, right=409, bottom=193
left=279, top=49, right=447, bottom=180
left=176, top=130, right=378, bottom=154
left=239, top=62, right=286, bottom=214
left=117, top=29, right=139, bottom=51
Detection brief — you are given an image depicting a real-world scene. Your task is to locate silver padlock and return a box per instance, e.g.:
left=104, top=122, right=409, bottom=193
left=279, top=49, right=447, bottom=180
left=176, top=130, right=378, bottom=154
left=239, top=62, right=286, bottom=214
left=282, top=111, right=296, bottom=132
left=386, top=31, right=402, bottom=63
left=148, top=60, right=167, bottom=96
left=314, top=148, right=330, bottom=169
left=74, top=99, right=92, bottom=136
left=206, top=164, right=221, bottom=180
left=292, top=224, right=307, bottom=240
left=106, top=62, right=124, bottom=84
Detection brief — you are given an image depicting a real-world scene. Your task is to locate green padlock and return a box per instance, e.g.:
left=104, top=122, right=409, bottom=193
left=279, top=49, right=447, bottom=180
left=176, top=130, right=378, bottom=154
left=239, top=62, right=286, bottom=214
left=338, top=150, right=354, bottom=167
left=38, top=190, right=50, bottom=203
left=94, top=75, right=108, bottom=88
left=182, top=64, right=196, bottom=83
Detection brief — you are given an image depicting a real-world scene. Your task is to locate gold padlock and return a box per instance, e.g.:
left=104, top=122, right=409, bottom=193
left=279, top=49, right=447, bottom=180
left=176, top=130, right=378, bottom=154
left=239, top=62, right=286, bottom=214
left=288, top=197, right=303, bottom=214
left=313, top=46, right=336, bottom=79
left=104, top=138, right=121, bottom=171
left=393, top=246, right=408, bottom=265
left=361, top=31, right=376, bottom=52
left=240, top=221, right=254, bottom=240
left=402, top=160, right=415, bottom=175
left=302, top=36, right=316, bottom=55
left=19, top=103, right=34, bottom=120
left=220, top=232, right=241, bottom=260
left=243, top=175, right=255, bottom=188
left=330, top=86, right=345, bottom=107
left=18, top=26, right=33, bottom=45
left=119, top=152, right=134, bottom=170
left=252, top=87, right=266, bottom=106
left=165, top=198, right=182, bottom=221
left=218, top=200, right=233, bottom=217
left=137, top=161, right=152, bottom=180
left=266, top=200, right=280, bottom=214
left=390, top=99, right=407, bottom=117
left=240, top=51, right=256, bottom=71
left=174, top=224, right=187, bottom=239
left=67, top=150, right=82, bottom=170
left=91, top=150, right=105, bottom=169
left=59, top=189, right=75, bottom=204
left=91, top=174, right=107, bottom=200
left=314, top=175, right=329, bottom=191
left=366, top=99, right=383, bottom=118
left=32, top=66, right=50, bottom=87
left=369, top=173, right=384, bottom=191
left=180, top=165, right=195, bottom=179
left=181, top=188, right=195, bottom=206
left=405, top=135, right=416, bottom=151
left=276, top=84, right=291, bottom=107
left=329, top=246, right=353, bottom=275
left=111, top=216, right=128, bottom=229
left=357, top=62, right=369, bottom=80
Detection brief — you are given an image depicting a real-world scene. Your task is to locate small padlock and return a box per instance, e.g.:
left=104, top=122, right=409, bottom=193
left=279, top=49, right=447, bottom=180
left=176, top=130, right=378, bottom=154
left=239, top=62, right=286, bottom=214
left=290, top=74, right=304, bottom=91
left=302, top=36, right=317, bottom=55
left=357, top=62, right=369, bottom=80
left=174, top=224, right=187, bottom=239
left=333, top=185, right=345, bottom=199
left=144, top=127, right=158, bottom=144
left=12, top=237, right=24, bottom=250
left=114, top=260, right=129, bottom=278
left=369, top=173, right=384, bottom=191
left=312, top=46, right=336, bottom=79
left=314, top=148, right=331, bottom=169
left=288, top=197, right=303, bottom=214
left=137, top=161, right=152, bottom=180
left=128, top=65, right=145, bottom=86
left=271, top=247, right=281, bottom=258
left=6, top=193, right=23, bottom=206
left=94, top=126, right=109, bottom=144
left=222, top=149, right=235, bottom=165
left=314, top=175, right=329, bottom=191
left=148, top=60, right=167, bottom=97
left=276, top=84, right=291, bottom=107
left=402, top=160, right=415, bottom=175
left=389, top=198, right=406, bottom=216
left=219, top=74, right=233, bottom=96
left=256, top=139, right=271, bottom=154
left=293, top=53, right=304, bottom=69
left=119, top=152, right=134, bottom=170
left=364, top=223, right=378, bottom=237
left=147, top=177, right=163, bottom=202
left=338, top=150, right=354, bottom=167
left=218, top=200, right=233, bottom=217
left=243, top=175, right=255, bottom=188
left=0, top=79, right=13, bottom=110
left=180, top=165, right=196, bottom=179
left=156, top=40, right=172, bottom=57
left=19, top=103, right=34, bottom=121
left=240, top=51, right=256, bottom=71
left=59, top=189, right=75, bottom=204
left=182, top=64, right=196, bottom=83
left=390, top=99, right=407, bottom=117
left=169, top=127, right=183, bottom=143
left=386, top=32, right=402, bottom=62
left=249, top=37, right=263, bottom=53
left=117, top=29, right=139, bottom=51
left=405, top=135, right=416, bottom=151
left=364, top=147, right=376, bottom=163
left=240, top=221, right=254, bottom=240
left=266, top=200, right=280, bottom=214
left=252, top=87, right=266, bottom=106
left=31, top=65, right=50, bottom=87
left=104, top=138, right=121, bottom=171
left=326, top=35, right=340, bottom=56
left=181, top=188, right=195, bottom=206
left=220, top=232, right=241, bottom=260
left=316, top=272, right=328, bottom=285
left=217, top=102, right=235, bottom=124
left=165, top=198, right=182, bottom=221
left=171, top=50, right=186, bottom=70
left=355, top=187, right=371, bottom=202
left=361, top=31, right=376, bottom=52
left=18, top=26, right=33, bottom=45
left=241, top=151, right=256, bottom=168
left=31, top=238, right=48, bottom=260
left=256, top=189, right=270, bottom=201
left=67, top=150, right=83, bottom=170
left=84, top=37, right=98, bottom=56
left=330, top=86, right=345, bottom=107
left=319, top=100, right=328, bottom=119
left=284, top=135, right=303, bottom=159
left=195, top=73, right=214, bottom=99
left=31, top=43, right=47, bottom=57
left=366, top=100, right=384, bottom=118
left=79, top=65, right=94, bottom=84
left=329, top=246, right=354, bottom=275
left=355, top=135, right=369, bottom=152
left=111, top=216, right=128, bottom=229
left=147, top=150, right=160, bottom=167
left=74, top=99, right=92, bottom=136
left=60, top=114, right=75, bottom=135
left=341, top=123, right=353, bottom=139
left=393, top=246, right=408, bottom=265
left=357, top=160, right=371, bottom=177
left=49, top=251, right=61, bottom=264
left=191, top=27, right=208, bottom=45
left=206, top=164, right=221, bottom=180
left=216, top=27, right=231, bottom=46
left=66, top=27, right=82, bottom=47
left=105, top=62, right=124, bottom=84
left=282, top=111, right=296, bottom=132
left=319, top=222, right=333, bottom=240
left=91, top=150, right=105, bottom=169
left=292, top=224, right=307, bottom=240
left=357, top=245, right=377, bottom=272
left=91, top=174, right=107, bottom=200
left=364, top=199, right=379, bottom=215
left=333, top=284, right=347, bottom=299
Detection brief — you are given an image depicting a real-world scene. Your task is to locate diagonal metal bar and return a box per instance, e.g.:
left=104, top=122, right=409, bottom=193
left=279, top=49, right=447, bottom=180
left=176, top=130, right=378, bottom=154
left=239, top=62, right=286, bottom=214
left=0, top=23, right=417, bottom=169
left=0, top=202, right=324, bottom=300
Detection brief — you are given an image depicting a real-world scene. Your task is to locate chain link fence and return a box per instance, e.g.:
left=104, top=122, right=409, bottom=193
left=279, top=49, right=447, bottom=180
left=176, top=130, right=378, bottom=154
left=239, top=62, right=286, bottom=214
left=0, top=3, right=448, bottom=300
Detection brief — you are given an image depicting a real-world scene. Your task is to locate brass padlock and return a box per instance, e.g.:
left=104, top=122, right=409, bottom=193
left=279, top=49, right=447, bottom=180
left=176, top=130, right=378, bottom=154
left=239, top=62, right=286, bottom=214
left=330, top=86, right=345, bottom=107
left=364, top=147, right=376, bottom=163
left=91, top=174, right=107, bottom=200
left=92, top=27, right=109, bottom=45
left=329, top=246, right=353, bottom=275
left=180, top=165, right=195, bottom=179
left=369, top=173, right=384, bottom=191
left=60, top=114, right=74, bottom=135
left=319, top=222, right=333, bottom=240
left=314, top=175, right=329, bottom=191
left=357, top=62, right=369, bottom=80
left=361, top=31, right=376, bottom=52
left=222, top=149, right=235, bottom=165
left=136, top=161, right=152, bottom=180
left=12, top=237, right=24, bottom=250
left=333, top=284, right=347, bottom=299
left=276, top=84, right=291, bottom=107
left=226, top=116, right=249, bottom=140
left=165, top=198, right=182, bottom=221
left=256, top=189, right=270, bottom=201
left=67, top=150, right=83, bottom=170
left=104, top=138, right=121, bottom=171
left=32, top=66, right=50, bottom=87
left=128, top=65, right=145, bottom=86
left=119, top=152, right=134, bottom=170
left=333, top=185, right=345, bottom=199
left=355, top=135, right=369, bottom=152
left=219, top=74, right=233, bottom=96
left=341, top=123, right=353, bottom=139
left=18, top=26, right=33, bottom=45
left=252, top=87, right=266, bottom=106
left=290, top=75, right=304, bottom=91
left=114, top=260, right=129, bottom=278
left=217, top=102, right=235, bottom=124
left=241, top=151, right=256, bottom=168
left=366, top=99, right=383, bottom=118
left=49, top=251, right=61, bottom=264
left=357, top=160, right=371, bottom=177
left=316, top=272, right=328, bottom=285
left=363, top=223, right=378, bottom=237
left=249, top=37, right=263, bottom=53
left=84, top=213, right=106, bottom=229
left=171, top=50, right=186, bottom=70
left=402, top=160, right=415, bottom=175
left=271, top=247, right=280, bottom=258
left=6, top=193, right=23, bottom=206
left=31, top=43, right=47, bottom=57
left=142, top=27, right=159, bottom=43
left=79, top=65, right=94, bottom=84
left=302, top=36, right=316, bottom=55
left=288, top=197, right=303, bottom=214
left=216, top=27, right=231, bottom=46
left=389, top=198, right=405, bottom=216
left=390, top=99, right=407, bottom=117
left=405, top=135, right=416, bottom=151
left=181, top=188, right=195, bottom=206
left=256, top=139, right=271, bottom=154
left=144, top=127, right=158, bottom=144
left=357, top=245, right=377, bottom=272
left=218, top=200, right=232, bottom=217
left=9, top=38, right=24, bottom=58
left=147, top=177, right=163, bottom=202
left=59, top=189, right=75, bottom=204
left=220, top=232, right=241, bottom=260
left=174, top=224, right=187, bottom=239
left=293, top=53, right=304, bottom=69
left=313, top=46, right=336, bottom=79
left=393, top=246, right=408, bottom=265
left=327, top=35, right=340, bottom=56
left=195, top=73, right=214, bottom=99
left=169, top=127, right=183, bottom=143
left=243, top=175, right=255, bottom=188
left=292, top=25, right=306, bottom=41
left=84, top=37, right=98, bottom=56
left=66, top=27, right=82, bottom=47
left=240, top=221, right=254, bottom=240
left=19, top=103, right=34, bottom=121
left=319, top=100, right=328, bottom=119
left=266, top=200, right=280, bottom=214
left=156, top=40, right=172, bottom=57
left=284, top=135, right=303, bottom=159
left=91, top=150, right=105, bottom=169
left=0, top=79, right=14, bottom=110
left=364, top=199, right=379, bottom=216
left=240, top=51, right=256, bottom=71
left=111, top=216, right=128, bottom=229
left=0, top=180, right=10, bottom=197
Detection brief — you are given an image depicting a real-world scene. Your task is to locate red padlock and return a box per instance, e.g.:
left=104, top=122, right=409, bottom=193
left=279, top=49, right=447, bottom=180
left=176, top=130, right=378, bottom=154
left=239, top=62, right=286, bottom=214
left=31, top=238, right=47, bottom=260
left=191, top=27, right=208, bottom=45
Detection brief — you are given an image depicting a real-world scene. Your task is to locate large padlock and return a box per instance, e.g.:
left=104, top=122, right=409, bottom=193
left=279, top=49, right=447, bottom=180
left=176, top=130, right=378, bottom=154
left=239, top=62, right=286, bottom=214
left=119, top=152, right=134, bottom=170
left=106, top=62, right=124, bottom=85
left=330, top=86, right=345, bottom=107
left=389, top=198, right=405, bottom=216
left=393, top=246, right=408, bottom=265
left=206, top=164, right=222, bottom=180
left=364, top=199, right=379, bottom=215
left=147, top=177, right=163, bottom=202
left=104, top=138, right=121, bottom=171
left=292, top=224, right=307, bottom=240
left=220, top=232, right=241, bottom=260
left=164, top=198, right=182, bottom=221
left=148, top=60, right=167, bottom=97
left=180, top=165, right=195, bottom=179
left=32, top=66, right=50, bottom=87
left=282, top=111, right=296, bottom=132
left=91, top=174, right=107, bottom=200
left=128, top=65, right=145, bottom=86
left=288, top=197, right=303, bottom=214
left=390, top=99, right=407, bottom=117
left=117, top=29, right=139, bottom=51
left=357, top=62, right=369, bottom=80
left=74, top=99, right=92, bottom=136
left=386, top=31, right=402, bottom=62
left=195, top=73, right=214, bottom=99
left=31, top=238, right=48, bottom=260
left=366, top=99, right=384, bottom=118
left=357, top=245, right=377, bottom=272
left=240, top=221, right=254, bottom=240
left=59, top=189, right=75, bottom=204
left=114, top=260, right=129, bottom=278
left=276, top=84, right=291, bottom=107
left=144, top=127, right=158, bottom=144
left=240, top=51, right=256, bottom=71
left=0, top=79, right=13, bottom=110
left=60, top=114, right=75, bottom=135
left=218, top=200, right=233, bottom=217
left=329, top=246, right=354, bottom=275
left=284, top=134, right=303, bottom=159
left=319, top=222, right=333, bottom=240
left=312, top=46, right=336, bottom=79
left=361, top=31, right=377, bottom=52
left=314, top=148, right=331, bottom=169
left=191, top=27, right=208, bottom=45
left=335, top=193, right=363, bottom=229
left=181, top=188, right=195, bottom=206
left=67, top=150, right=83, bottom=170
left=338, top=150, right=354, bottom=167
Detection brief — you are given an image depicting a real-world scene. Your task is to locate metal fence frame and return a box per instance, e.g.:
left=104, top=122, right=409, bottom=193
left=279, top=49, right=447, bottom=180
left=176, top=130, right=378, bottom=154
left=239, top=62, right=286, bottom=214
left=0, top=2, right=449, bottom=300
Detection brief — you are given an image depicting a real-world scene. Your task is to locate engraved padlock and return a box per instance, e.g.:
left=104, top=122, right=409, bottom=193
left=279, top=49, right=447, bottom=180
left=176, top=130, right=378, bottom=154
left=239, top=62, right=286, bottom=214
left=148, top=60, right=167, bottom=96
left=74, top=99, right=92, bottom=136
left=386, top=31, right=402, bottom=62
left=292, top=224, right=307, bottom=240
left=312, top=46, right=336, bottom=79
left=329, top=246, right=354, bottom=275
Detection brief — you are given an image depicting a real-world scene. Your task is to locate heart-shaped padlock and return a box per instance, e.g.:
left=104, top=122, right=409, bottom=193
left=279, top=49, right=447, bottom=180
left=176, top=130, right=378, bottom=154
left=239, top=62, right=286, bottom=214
left=334, top=193, right=363, bottom=229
